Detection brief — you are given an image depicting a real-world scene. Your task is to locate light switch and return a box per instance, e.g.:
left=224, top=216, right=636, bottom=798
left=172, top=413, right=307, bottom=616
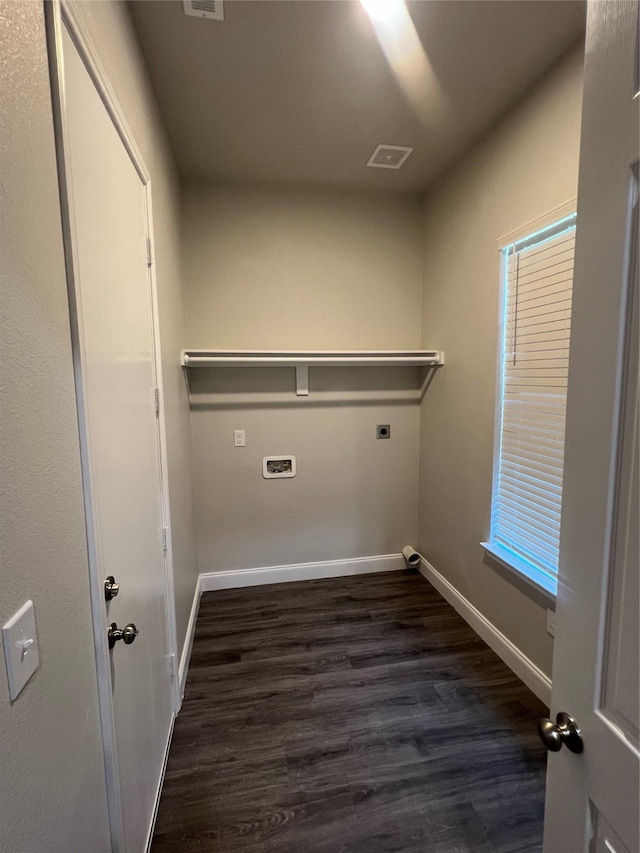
left=234, top=429, right=246, bottom=447
left=3, top=600, right=39, bottom=701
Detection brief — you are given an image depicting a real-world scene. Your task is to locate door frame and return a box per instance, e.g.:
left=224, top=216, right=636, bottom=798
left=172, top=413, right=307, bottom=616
left=45, top=2, right=179, bottom=849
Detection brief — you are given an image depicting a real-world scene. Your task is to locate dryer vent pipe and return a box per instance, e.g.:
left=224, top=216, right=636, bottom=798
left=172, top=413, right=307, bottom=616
left=402, top=546, right=420, bottom=568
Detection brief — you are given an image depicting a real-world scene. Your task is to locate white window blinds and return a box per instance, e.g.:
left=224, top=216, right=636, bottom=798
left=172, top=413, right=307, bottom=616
left=487, top=213, right=576, bottom=595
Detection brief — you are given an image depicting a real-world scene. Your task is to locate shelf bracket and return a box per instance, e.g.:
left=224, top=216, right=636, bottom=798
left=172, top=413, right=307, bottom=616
left=296, top=365, right=309, bottom=396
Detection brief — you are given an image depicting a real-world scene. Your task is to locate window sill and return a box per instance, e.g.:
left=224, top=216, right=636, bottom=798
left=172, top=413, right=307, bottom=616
left=481, top=542, right=557, bottom=600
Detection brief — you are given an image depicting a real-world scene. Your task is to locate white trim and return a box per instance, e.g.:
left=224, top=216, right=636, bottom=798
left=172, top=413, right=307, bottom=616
left=146, top=197, right=180, bottom=713
left=496, top=198, right=577, bottom=248
left=200, top=553, right=405, bottom=592
left=59, top=1, right=149, bottom=183
left=417, top=556, right=552, bottom=706
left=481, top=541, right=557, bottom=599
left=178, top=578, right=202, bottom=702
left=144, top=713, right=175, bottom=853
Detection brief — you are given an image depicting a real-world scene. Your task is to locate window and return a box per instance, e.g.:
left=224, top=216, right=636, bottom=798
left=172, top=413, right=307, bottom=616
left=484, top=211, right=577, bottom=596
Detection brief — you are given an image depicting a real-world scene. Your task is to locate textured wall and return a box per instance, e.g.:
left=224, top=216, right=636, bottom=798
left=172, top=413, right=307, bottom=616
left=417, top=46, right=584, bottom=678
left=190, top=368, right=421, bottom=572
left=0, top=2, right=110, bottom=849
left=182, top=186, right=424, bottom=572
left=75, top=0, right=199, bottom=659
left=183, top=185, right=424, bottom=350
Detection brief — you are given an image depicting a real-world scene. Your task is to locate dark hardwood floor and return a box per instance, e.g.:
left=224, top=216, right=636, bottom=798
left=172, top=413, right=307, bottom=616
left=151, top=570, right=548, bottom=853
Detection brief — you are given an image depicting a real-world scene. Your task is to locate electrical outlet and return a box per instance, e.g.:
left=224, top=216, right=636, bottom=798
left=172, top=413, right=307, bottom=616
left=234, top=429, right=245, bottom=447
left=376, top=424, right=391, bottom=439
left=546, top=609, right=556, bottom=637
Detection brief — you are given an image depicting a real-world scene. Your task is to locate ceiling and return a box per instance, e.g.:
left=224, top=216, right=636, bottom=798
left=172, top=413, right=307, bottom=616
left=129, top=0, right=585, bottom=194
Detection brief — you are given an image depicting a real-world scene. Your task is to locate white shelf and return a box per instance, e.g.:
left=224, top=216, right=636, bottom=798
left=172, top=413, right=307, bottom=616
left=181, top=349, right=443, bottom=367
left=180, top=349, right=444, bottom=396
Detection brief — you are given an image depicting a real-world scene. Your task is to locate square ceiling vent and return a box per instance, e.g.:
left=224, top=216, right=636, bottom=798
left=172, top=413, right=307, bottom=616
left=183, top=0, right=224, bottom=21
left=367, top=144, right=413, bottom=170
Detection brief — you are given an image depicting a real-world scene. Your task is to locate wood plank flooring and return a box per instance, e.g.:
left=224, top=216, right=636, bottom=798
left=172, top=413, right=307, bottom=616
left=151, top=570, right=548, bottom=853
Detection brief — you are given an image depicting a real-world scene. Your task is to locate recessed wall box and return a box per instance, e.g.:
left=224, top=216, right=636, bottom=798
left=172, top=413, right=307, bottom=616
left=263, top=456, right=296, bottom=479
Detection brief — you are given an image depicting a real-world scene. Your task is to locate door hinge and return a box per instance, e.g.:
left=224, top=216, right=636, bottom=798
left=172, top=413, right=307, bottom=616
left=161, top=526, right=169, bottom=552
left=168, top=653, right=176, bottom=678
left=146, top=238, right=153, bottom=267
left=154, top=387, right=160, bottom=415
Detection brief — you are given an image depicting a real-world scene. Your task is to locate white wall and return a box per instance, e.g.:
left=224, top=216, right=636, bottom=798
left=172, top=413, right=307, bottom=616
left=0, top=3, right=110, bottom=849
left=417, top=46, right=584, bottom=678
left=75, top=0, right=198, bottom=659
left=182, top=186, right=424, bottom=572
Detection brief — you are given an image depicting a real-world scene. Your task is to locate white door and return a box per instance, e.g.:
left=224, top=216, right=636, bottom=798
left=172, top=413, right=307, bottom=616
left=542, top=2, right=639, bottom=851
left=53, top=16, right=174, bottom=853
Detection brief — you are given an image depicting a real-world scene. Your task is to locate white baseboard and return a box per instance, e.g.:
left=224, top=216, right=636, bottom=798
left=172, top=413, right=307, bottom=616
left=178, top=577, right=202, bottom=703
left=417, top=555, right=552, bottom=706
left=200, top=553, right=406, bottom=592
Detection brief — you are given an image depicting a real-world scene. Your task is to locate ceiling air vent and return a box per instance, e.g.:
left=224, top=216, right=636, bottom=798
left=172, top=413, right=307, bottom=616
left=366, top=144, right=413, bottom=170
left=183, top=0, right=224, bottom=21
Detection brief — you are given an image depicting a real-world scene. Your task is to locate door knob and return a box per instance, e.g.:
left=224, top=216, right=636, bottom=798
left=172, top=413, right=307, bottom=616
left=537, top=712, right=583, bottom=753
left=104, top=576, right=120, bottom=601
left=108, top=622, right=138, bottom=649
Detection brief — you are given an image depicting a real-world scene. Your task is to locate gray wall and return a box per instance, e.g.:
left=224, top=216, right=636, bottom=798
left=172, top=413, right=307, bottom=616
left=1, top=1, right=199, bottom=846
left=417, top=46, right=584, bottom=678
left=0, top=2, right=110, bottom=850
left=75, top=0, right=198, bottom=659
left=182, top=186, right=424, bottom=572
left=183, top=185, right=424, bottom=350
